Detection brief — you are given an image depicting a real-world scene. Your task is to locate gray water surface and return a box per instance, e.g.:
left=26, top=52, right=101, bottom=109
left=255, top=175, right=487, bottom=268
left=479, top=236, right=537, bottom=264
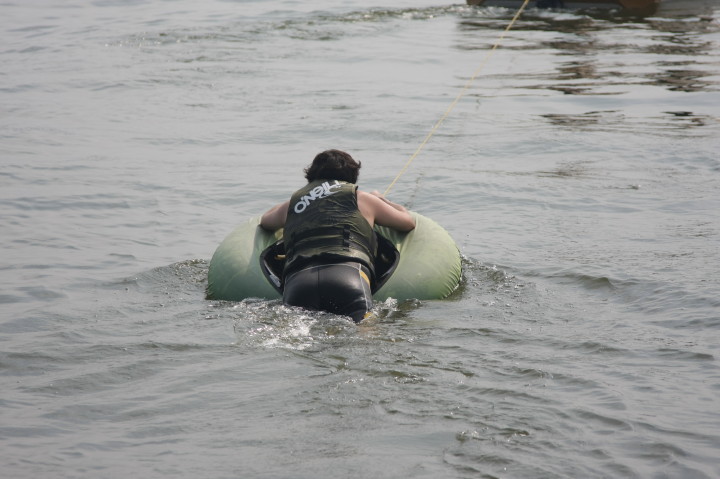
left=2, top=1, right=719, bottom=477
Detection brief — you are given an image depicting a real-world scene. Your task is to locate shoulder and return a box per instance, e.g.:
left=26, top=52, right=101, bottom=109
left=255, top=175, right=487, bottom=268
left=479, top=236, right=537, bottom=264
left=356, top=189, right=377, bottom=201
left=356, top=190, right=381, bottom=207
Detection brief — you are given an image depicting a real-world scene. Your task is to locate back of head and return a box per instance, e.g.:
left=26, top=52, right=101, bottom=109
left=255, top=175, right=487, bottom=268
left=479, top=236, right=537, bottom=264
left=304, top=149, right=361, bottom=184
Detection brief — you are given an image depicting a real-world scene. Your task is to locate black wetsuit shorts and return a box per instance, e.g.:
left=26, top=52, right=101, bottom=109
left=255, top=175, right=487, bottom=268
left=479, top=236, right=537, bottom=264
left=283, top=261, right=373, bottom=323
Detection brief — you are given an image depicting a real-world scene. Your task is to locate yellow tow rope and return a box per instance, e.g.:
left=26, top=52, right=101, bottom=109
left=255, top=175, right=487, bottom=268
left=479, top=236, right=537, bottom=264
left=384, top=0, right=531, bottom=195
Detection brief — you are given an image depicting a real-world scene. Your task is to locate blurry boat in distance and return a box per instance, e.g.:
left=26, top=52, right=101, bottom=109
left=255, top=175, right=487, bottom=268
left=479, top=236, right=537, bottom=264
left=466, top=0, right=660, bottom=14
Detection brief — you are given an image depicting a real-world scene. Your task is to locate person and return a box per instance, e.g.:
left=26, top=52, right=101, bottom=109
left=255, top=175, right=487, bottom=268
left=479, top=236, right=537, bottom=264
left=260, top=149, right=415, bottom=323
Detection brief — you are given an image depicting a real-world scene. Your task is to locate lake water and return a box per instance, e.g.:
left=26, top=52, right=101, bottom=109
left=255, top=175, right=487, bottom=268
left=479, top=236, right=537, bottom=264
left=2, top=0, right=719, bottom=477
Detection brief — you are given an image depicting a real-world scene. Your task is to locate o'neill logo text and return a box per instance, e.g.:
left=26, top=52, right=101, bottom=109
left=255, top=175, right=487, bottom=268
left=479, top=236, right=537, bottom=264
left=294, top=181, right=342, bottom=213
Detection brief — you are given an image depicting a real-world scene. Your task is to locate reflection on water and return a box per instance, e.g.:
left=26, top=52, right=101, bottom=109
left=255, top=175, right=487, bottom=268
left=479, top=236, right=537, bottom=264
left=650, top=65, right=714, bottom=92
left=456, top=5, right=719, bottom=94
left=540, top=110, right=716, bottom=131
left=468, top=0, right=718, bottom=17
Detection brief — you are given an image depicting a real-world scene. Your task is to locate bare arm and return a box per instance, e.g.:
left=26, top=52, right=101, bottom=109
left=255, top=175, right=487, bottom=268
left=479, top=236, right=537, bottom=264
left=358, top=190, right=415, bottom=232
left=260, top=200, right=290, bottom=231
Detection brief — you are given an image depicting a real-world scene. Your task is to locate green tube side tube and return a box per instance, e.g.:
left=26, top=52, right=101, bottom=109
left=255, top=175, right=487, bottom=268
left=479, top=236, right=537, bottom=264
left=373, top=212, right=462, bottom=301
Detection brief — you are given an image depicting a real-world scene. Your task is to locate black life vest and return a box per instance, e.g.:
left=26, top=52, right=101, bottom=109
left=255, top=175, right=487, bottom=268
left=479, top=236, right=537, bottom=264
left=283, top=179, right=377, bottom=276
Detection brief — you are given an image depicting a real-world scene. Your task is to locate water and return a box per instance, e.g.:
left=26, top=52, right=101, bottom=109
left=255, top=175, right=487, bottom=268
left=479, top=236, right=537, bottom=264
left=2, top=0, right=719, bottom=477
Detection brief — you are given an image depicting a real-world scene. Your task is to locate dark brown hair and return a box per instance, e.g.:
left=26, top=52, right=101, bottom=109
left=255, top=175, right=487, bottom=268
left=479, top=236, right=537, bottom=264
left=304, top=149, right=361, bottom=184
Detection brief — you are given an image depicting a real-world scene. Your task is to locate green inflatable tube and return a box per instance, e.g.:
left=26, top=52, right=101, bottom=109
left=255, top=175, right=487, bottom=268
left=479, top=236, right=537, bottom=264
left=206, top=212, right=461, bottom=302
